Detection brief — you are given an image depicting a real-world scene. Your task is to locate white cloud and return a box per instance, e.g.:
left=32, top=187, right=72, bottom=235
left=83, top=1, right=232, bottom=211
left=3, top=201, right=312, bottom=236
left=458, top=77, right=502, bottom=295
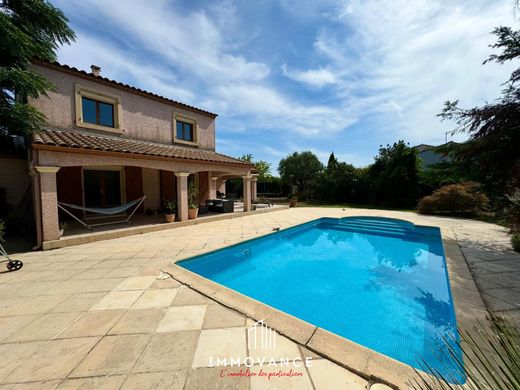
left=281, top=64, right=339, bottom=87
left=311, top=0, right=517, bottom=144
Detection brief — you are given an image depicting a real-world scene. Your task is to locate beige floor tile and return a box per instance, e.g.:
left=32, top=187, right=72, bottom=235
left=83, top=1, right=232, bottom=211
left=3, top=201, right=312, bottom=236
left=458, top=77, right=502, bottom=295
left=308, top=359, right=367, bottom=390
left=248, top=333, right=301, bottom=363
left=192, top=327, right=247, bottom=368
left=0, top=315, right=39, bottom=343
left=150, top=278, right=181, bottom=289
left=5, top=337, right=99, bottom=383
left=113, top=276, right=156, bottom=291
left=203, top=303, right=246, bottom=329
left=71, top=334, right=150, bottom=377
left=0, top=380, right=60, bottom=389
left=109, top=308, right=166, bottom=335
left=104, top=267, right=139, bottom=278
left=57, top=375, right=126, bottom=389
left=185, top=366, right=248, bottom=390
left=131, top=289, right=178, bottom=310
left=50, top=292, right=107, bottom=313
left=249, top=365, right=313, bottom=390
left=121, top=371, right=187, bottom=390
left=133, top=331, right=200, bottom=372
left=90, top=291, right=143, bottom=311
left=58, top=310, right=125, bottom=338
left=0, top=295, right=68, bottom=317
left=9, top=312, right=81, bottom=342
left=74, top=278, right=126, bottom=293
left=0, top=341, right=45, bottom=380
left=156, top=305, right=207, bottom=332
left=171, top=288, right=209, bottom=306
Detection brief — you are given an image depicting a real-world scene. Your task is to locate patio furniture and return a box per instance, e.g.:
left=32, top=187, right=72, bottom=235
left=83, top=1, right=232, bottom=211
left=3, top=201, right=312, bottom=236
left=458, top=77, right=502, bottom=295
left=0, top=238, right=23, bottom=271
left=57, top=195, right=146, bottom=230
left=207, top=199, right=234, bottom=213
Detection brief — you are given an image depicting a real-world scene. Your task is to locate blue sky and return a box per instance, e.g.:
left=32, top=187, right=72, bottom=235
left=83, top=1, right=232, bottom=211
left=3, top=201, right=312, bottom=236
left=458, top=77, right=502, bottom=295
left=51, top=0, right=516, bottom=172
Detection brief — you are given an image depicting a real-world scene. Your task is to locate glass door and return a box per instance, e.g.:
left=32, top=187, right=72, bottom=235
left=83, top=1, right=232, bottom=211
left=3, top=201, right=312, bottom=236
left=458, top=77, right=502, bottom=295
left=83, top=169, right=122, bottom=209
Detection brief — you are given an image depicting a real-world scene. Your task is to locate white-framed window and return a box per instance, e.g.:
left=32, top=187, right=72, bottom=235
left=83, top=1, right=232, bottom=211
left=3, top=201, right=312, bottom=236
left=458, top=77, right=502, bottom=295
left=173, top=113, right=198, bottom=146
left=75, top=84, right=122, bottom=133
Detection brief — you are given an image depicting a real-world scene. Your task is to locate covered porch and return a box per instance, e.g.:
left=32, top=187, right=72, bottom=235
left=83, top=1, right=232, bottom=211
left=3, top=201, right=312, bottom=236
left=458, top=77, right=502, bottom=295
left=30, top=129, right=264, bottom=250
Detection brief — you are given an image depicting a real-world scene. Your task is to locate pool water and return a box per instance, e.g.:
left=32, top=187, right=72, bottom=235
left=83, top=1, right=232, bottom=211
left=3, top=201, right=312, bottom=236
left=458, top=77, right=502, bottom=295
left=179, top=217, right=464, bottom=382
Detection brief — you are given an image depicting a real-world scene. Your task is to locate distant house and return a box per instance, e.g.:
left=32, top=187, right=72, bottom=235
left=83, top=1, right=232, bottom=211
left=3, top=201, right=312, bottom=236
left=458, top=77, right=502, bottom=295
left=6, top=60, right=259, bottom=248
left=415, top=142, right=454, bottom=169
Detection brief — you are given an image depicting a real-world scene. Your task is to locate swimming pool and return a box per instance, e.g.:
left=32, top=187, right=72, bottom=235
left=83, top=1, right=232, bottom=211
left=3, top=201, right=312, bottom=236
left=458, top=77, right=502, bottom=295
left=178, top=216, right=464, bottom=382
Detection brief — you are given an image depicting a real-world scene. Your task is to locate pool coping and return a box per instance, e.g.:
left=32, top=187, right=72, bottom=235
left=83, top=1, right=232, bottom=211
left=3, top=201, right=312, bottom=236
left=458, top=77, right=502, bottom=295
left=163, top=217, right=489, bottom=389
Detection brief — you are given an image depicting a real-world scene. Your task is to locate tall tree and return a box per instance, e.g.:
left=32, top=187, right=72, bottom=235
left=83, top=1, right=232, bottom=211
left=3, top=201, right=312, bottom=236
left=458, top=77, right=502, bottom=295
left=369, top=141, right=421, bottom=207
left=239, top=154, right=272, bottom=180
left=0, top=0, right=75, bottom=138
left=439, top=25, right=520, bottom=193
left=278, top=151, right=323, bottom=195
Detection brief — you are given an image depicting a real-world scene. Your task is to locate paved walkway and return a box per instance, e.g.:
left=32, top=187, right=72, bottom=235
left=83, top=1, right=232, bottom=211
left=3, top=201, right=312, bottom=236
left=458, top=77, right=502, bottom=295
left=0, top=207, right=517, bottom=389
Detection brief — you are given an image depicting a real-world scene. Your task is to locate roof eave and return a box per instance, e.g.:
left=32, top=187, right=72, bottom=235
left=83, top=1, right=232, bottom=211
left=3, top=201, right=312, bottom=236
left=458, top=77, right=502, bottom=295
left=31, top=59, right=218, bottom=119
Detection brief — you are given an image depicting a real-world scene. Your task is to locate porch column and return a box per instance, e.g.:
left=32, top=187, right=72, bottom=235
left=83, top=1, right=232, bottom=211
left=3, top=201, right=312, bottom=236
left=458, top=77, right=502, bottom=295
left=251, top=174, right=259, bottom=201
left=35, top=166, right=61, bottom=242
left=242, top=175, right=252, bottom=212
left=209, top=176, right=218, bottom=199
left=175, top=172, right=189, bottom=221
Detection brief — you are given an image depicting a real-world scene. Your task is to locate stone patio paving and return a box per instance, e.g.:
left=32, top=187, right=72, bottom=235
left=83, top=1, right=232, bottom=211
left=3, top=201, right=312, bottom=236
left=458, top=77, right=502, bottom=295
left=0, top=207, right=518, bottom=389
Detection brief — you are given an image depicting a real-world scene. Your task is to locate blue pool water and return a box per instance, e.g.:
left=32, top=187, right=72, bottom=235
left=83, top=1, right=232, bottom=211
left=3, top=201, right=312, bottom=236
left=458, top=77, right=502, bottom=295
left=179, top=217, right=464, bottom=382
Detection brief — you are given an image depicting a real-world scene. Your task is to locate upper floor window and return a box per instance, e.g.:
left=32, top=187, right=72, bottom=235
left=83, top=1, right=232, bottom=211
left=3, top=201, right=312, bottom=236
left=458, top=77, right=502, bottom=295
left=176, top=120, right=193, bottom=142
left=82, top=97, right=114, bottom=128
left=75, top=84, right=122, bottom=133
left=173, top=113, right=198, bottom=145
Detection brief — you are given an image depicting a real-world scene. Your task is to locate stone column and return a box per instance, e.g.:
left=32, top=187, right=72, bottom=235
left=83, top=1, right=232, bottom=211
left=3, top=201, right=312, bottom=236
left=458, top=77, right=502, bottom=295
left=251, top=174, right=259, bottom=201
left=35, top=166, right=61, bottom=242
left=242, top=175, right=252, bottom=212
left=209, top=176, right=218, bottom=199
left=175, top=172, right=189, bottom=221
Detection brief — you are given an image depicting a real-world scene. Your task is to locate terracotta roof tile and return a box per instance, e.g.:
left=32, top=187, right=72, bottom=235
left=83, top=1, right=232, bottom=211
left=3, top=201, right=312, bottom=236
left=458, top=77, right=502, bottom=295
left=33, top=128, right=251, bottom=166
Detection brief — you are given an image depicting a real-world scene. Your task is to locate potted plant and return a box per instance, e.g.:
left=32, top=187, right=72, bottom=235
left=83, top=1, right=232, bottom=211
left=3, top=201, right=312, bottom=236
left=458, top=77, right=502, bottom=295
left=59, top=222, right=67, bottom=237
left=288, top=195, right=298, bottom=207
left=164, top=200, right=177, bottom=223
left=188, top=182, right=199, bottom=219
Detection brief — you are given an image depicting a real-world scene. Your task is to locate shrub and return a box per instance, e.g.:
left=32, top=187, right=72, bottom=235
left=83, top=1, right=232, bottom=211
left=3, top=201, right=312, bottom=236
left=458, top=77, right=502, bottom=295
left=417, top=182, right=489, bottom=215
left=512, top=232, right=520, bottom=252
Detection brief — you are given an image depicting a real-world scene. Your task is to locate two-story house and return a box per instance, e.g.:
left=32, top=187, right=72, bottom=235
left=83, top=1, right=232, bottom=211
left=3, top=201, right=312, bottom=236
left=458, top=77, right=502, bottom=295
left=28, top=60, right=257, bottom=249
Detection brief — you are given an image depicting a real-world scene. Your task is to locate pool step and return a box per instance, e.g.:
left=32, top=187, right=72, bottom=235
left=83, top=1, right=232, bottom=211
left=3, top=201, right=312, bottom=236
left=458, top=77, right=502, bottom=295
left=325, top=222, right=412, bottom=237
left=340, top=218, right=415, bottom=231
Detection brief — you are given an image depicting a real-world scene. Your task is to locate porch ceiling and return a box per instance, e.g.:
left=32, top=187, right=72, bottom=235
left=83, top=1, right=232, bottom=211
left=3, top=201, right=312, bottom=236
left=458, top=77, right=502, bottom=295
left=33, top=128, right=252, bottom=167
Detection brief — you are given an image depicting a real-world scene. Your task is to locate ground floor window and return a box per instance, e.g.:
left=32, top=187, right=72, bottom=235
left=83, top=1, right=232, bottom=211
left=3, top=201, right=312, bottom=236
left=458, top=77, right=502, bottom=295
left=83, top=169, right=122, bottom=208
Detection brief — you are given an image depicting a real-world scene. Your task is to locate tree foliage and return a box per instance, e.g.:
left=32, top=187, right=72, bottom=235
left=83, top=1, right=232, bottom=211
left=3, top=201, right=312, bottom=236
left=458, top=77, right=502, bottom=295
left=417, top=182, right=489, bottom=216
left=439, top=26, right=520, bottom=194
left=0, top=0, right=75, bottom=137
left=368, top=141, right=421, bottom=207
left=239, top=154, right=272, bottom=181
left=315, top=153, right=365, bottom=203
left=278, top=151, right=323, bottom=195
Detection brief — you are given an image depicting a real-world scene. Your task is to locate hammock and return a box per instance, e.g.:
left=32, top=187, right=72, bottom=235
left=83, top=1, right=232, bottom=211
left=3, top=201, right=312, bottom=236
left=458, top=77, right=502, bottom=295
left=58, top=195, right=146, bottom=230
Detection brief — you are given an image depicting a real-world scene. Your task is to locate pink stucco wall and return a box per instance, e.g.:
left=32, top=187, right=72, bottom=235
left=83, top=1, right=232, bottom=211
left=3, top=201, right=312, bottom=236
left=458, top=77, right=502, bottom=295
left=29, top=64, right=216, bottom=150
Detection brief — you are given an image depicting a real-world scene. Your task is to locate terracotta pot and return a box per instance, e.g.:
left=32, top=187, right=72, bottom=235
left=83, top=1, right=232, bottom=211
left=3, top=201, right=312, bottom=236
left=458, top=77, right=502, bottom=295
left=165, top=214, right=176, bottom=223
left=188, top=208, right=199, bottom=219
